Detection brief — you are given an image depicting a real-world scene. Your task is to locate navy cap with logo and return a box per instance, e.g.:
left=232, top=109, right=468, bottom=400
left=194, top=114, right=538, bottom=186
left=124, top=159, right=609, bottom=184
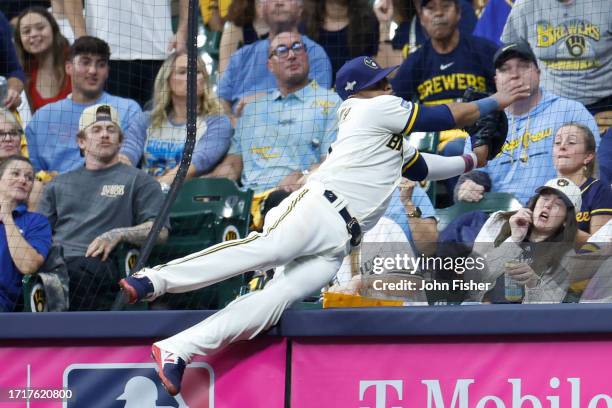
left=493, top=40, right=538, bottom=69
left=335, top=56, right=399, bottom=101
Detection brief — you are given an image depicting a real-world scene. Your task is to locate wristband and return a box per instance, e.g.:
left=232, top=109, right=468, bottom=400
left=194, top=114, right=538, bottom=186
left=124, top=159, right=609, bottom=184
left=461, top=153, right=476, bottom=173
left=473, top=96, right=499, bottom=117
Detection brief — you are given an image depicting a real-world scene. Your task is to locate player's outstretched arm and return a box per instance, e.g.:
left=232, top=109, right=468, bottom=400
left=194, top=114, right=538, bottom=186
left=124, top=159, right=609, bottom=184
left=446, top=81, right=530, bottom=128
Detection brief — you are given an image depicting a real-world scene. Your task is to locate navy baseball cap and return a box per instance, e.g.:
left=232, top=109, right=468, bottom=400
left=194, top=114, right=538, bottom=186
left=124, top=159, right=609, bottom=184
left=335, top=56, right=399, bottom=101
left=494, top=41, right=538, bottom=69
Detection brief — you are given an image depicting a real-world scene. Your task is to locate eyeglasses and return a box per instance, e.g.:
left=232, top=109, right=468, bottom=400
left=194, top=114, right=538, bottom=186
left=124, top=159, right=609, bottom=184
left=0, top=130, right=21, bottom=140
left=269, top=41, right=307, bottom=59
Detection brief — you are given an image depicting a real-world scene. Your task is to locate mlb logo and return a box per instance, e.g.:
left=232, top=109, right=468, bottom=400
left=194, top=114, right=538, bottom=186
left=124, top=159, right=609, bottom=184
left=63, top=363, right=214, bottom=407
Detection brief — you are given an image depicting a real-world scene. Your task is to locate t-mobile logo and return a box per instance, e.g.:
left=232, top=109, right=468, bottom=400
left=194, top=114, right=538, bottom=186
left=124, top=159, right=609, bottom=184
left=359, top=380, right=403, bottom=408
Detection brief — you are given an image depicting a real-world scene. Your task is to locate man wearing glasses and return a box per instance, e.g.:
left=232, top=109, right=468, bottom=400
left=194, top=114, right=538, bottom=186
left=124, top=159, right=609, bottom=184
left=211, top=30, right=341, bottom=228
left=218, top=0, right=332, bottom=125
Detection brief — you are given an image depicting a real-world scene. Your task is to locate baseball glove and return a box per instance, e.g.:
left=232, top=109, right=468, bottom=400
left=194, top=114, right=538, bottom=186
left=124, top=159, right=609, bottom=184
left=462, top=87, right=508, bottom=160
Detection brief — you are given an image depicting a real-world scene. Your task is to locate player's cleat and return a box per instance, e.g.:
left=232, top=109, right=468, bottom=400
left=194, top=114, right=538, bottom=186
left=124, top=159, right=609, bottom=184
left=118, top=274, right=154, bottom=304
left=151, top=344, right=186, bottom=396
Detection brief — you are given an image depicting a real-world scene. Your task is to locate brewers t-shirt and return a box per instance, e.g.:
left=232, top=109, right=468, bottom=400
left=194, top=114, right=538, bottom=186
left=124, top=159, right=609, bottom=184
left=392, top=33, right=498, bottom=105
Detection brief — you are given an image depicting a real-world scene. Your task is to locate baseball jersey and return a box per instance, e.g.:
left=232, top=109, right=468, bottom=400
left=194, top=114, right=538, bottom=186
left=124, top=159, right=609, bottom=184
left=577, top=178, right=612, bottom=232
left=310, top=95, right=420, bottom=232
left=502, top=0, right=612, bottom=105
left=392, top=33, right=498, bottom=105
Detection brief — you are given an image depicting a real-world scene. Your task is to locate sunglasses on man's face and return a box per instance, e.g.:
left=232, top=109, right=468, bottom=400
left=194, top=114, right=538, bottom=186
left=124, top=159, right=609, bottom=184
left=269, top=41, right=307, bottom=59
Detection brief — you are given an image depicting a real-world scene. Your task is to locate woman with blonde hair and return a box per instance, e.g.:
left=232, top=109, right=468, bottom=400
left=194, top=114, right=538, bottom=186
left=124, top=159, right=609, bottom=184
left=129, top=52, right=232, bottom=188
left=14, top=7, right=71, bottom=113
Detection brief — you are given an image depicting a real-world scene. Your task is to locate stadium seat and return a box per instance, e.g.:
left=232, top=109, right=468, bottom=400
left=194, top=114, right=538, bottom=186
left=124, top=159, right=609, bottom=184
left=116, top=178, right=254, bottom=310
left=22, top=245, right=70, bottom=312
left=435, top=192, right=522, bottom=232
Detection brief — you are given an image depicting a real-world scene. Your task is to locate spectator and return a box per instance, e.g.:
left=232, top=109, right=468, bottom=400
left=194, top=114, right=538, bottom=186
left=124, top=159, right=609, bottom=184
left=390, top=0, right=477, bottom=58
left=392, top=0, right=497, bottom=161
left=128, top=52, right=232, bottom=189
left=219, top=0, right=270, bottom=75
left=393, top=0, right=497, bottom=106
left=37, top=104, right=168, bottom=311
left=0, top=11, right=25, bottom=110
left=455, top=41, right=599, bottom=205
left=63, top=0, right=188, bottom=107
left=218, top=0, right=333, bottom=123
left=472, top=0, right=512, bottom=46
left=302, top=0, right=393, bottom=79
left=552, top=122, right=612, bottom=244
left=14, top=7, right=71, bottom=113
left=25, top=36, right=143, bottom=175
left=501, top=0, right=611, bottom=114
left=0, top=108, right=43, bottom=209
left=0, top=156, right=52, bottom=312
left=212, top=30, right=340, bottom=227
left=599, top=127, right=612, bottom=187
left=466, top=177, right=581, bottom=303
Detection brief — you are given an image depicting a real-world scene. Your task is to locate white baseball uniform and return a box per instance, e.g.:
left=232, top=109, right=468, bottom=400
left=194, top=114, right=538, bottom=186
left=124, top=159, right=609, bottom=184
left=141, top=95, right=437, bottom=362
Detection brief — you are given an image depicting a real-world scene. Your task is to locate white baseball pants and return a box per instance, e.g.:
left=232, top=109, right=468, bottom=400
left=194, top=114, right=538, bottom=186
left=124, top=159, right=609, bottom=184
left=143, top=182, right=352, bottom=361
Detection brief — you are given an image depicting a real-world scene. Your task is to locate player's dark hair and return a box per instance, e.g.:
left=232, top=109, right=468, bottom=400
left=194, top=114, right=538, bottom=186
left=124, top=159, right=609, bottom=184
left=69, top=36, right=111, bottom=61
left=302, top=0, right=379, bottom=58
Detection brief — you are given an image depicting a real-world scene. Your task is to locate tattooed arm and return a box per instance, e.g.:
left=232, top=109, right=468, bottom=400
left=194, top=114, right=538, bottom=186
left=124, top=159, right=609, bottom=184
left=85, top=221, right=169, bottom=261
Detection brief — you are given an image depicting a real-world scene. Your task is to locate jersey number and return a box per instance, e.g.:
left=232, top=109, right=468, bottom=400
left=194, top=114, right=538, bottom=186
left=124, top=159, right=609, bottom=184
left=386, top=134, right=403, bottom=151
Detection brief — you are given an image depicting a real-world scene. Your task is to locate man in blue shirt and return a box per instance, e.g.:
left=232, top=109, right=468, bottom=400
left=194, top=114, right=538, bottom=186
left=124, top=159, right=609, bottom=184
left=25, top=36, right=143, bottom=175
left=213, top=30, right=340, bottom=196
left=456, top=41, right=599, bottom=205
left=0, top=157, right=52, bottom=312
left=218, top=0, right=332, bottom=124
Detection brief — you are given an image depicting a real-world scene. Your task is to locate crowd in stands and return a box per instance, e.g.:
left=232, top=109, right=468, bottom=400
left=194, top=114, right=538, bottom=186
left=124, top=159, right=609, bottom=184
left=0, top=0, right=611, bottom=311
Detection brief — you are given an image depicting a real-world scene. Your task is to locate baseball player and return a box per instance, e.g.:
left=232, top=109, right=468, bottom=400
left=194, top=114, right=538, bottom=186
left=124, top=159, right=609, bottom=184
left=119, top=56, right=529, bottom=396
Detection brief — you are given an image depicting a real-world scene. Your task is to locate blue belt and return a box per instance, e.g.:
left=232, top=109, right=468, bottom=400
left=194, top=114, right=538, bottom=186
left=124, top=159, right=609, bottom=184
left=323, top=190, right=362, bottom=247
